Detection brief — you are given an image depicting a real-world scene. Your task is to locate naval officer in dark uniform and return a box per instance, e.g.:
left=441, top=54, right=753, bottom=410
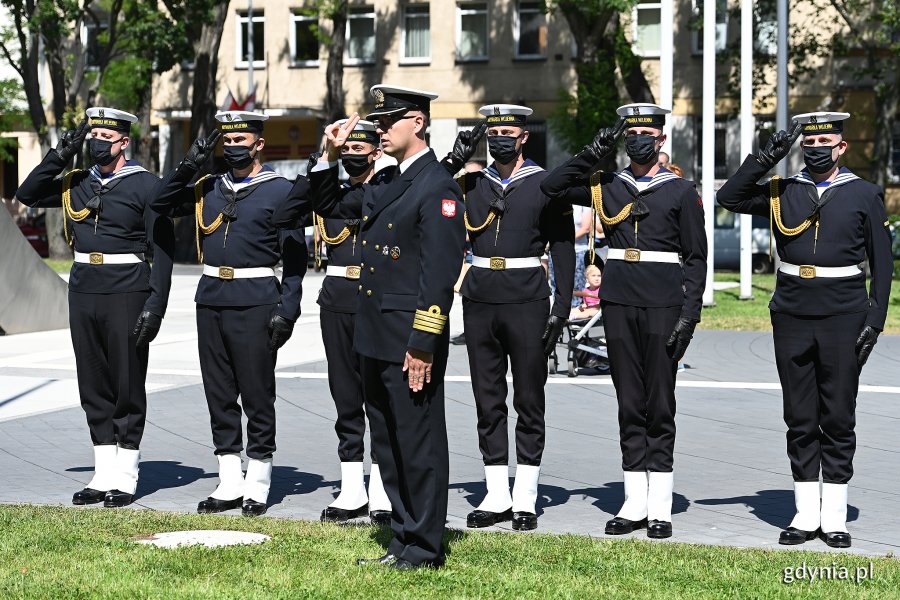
left=717, top=112, right=892, bottom=548
left=442, top=104, right=575, bottom=531
left=154, top=110, right=308, bottom=517
left=15, top=107, right=176, bottom=508
left=309, top=85, right=465, bottom=570
left=541, top=104, right=708, bottom=539
left=314, top=118, right=391, bottom=526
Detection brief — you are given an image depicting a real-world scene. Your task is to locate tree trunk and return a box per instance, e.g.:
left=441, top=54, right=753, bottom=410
left=189, top=1, right=229, bottom=142
left=324, top=0, right=349, bottom=124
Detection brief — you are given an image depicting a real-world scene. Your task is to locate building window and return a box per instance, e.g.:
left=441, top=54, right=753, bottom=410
left=401, top=5, right=430, bottom=64
left=346, top=6, right=376, bottom=65
left=691, top=0, right=728, bottom=55
left=236, top=11, right=265, bottom=68
left=457, top=2, right=489, bottom=62
left=632, top=1, right=662, bottom=57
left=754, top=0, right=777, bottom=56
left=695, top=118, right=729, bottom=180
left=291, top=12, right=319, bottom=66
left=84, top=23, right=109, bottom=69
left=516, top=1, right=547, bottom=59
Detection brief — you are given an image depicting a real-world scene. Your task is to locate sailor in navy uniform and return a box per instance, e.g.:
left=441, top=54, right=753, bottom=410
left=153, top=110, right=308, bottom=517
left=541, top=104, right=708, bottom=539
left=442, top=104, right=575, bottom=531
left=309, top=86, right=465, bottom=569
left=314, top=119, right=392, bottom=526
left=717, top=112, right=892, bottom=548
left=15, top=107, right=176, bottom=508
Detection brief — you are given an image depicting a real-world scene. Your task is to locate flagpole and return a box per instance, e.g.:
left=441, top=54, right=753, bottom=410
left=247, top=0, right=254, bottom=102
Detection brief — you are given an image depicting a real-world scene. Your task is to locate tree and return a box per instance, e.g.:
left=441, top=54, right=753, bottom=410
left=544, top=0, right=655, bottom=157
left=320, top=0, right=349, bottom=125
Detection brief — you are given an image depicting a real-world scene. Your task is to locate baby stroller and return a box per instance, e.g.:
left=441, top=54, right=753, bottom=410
left=549, top=309, right=610, bottom=377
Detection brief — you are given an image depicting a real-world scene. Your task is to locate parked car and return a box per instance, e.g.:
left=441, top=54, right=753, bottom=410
left=713, top=203, right=773, bottom=273
left=18, top=213, right=48, bottom=258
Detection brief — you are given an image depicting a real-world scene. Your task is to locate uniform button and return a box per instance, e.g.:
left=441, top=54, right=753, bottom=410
left=369, top=267, right=375, bottom=273
left=362, top=240, right=367, bottom=246
left=366, top=290, right=372, bottom=296
left=358, top=284, right=363, bottom=291
left=387, top=223, right=393, bottom=229
left=375, top=244, right=381, bottom=251
left=363, top=215, right=368, bottom=221
left=360, top=262, right=365, bottom=267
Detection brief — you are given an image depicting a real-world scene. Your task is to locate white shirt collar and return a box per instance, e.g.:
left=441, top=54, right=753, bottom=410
left=397, top=147, right=431, bottom=174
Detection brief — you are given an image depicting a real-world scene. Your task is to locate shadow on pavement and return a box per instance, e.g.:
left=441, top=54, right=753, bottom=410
left=693, top=489, right=859, bottom=528
left=268, top=466, right=334, bottom=507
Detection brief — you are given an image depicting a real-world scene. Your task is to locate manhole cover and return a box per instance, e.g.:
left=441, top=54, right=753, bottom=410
left=135, top=530, right=270, bottom=549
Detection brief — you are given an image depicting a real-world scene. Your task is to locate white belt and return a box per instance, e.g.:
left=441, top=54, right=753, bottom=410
left=74, top=251, right=144, bottom=265
left=779, top=262, right=862, bottom=279
left=607, top=248, right=680, bottom=264
left=471, top=256, right=542, bottom=270
left=202, top=265, right=277, bottom=280
left=325, top=265, right=361, bottom=280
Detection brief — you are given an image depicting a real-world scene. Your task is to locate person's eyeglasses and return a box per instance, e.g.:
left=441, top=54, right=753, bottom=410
left=373, top=114, right=415, bottom=130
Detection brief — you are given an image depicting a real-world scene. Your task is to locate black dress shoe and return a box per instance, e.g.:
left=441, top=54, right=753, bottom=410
left=647, top=520, right=673, bottom=539
left=242, top=500, right=267, bottom=516
left=605, top=517, right=648, bottom=535
left=357, top=553, right=396, bottom=566
left=72, top=488, right=106, bottom=505
left=197, top=497, right=243, bottom=514
left=467, top=508, right=513, bottom=528
left=511, top=511, right=538, bottom=531
left=369, top=510, right=391, bottom=526
left=821, top=530, right=851, bottom=548
left=321, top=503, right=369, bottom=523
left=779, top=527, right=818, bottom=545
left=390, top=557, right=445, bottom=571
left=103, top=489, right=133, bottom=508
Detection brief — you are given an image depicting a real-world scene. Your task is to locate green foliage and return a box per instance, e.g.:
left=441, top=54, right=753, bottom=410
left=0, top=78, right=24, bottom=161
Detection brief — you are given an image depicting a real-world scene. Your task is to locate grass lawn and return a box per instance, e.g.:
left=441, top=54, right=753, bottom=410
left=700, top=273, right=900, bottom=334
left=1, top=505, right=897, bottom=599
left=42, top=258, right=73, bottom=273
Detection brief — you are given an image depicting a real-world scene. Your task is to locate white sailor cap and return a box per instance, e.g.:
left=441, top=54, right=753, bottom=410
left=215, top=110, right=269, bottom=133
left=793, top=112, right=850, bottom=135
left=478, top=104, right=533, bottom=127
left=86, top=107, right=137, bottom=132
left=616, top=103, right=671, bottom=128
left=367, top=85, right=439, bottom=119
left=338, top=118, right=379, bottom=144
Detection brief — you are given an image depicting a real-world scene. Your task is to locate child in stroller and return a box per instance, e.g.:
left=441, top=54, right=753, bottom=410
left=549, top=260, right=610, bottom=376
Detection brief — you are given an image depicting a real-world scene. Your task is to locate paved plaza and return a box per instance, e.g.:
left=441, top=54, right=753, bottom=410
left=1, top=265, right=899, bottom=556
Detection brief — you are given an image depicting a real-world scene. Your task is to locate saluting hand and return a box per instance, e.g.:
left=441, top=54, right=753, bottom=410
left=183, top=130, right=222, bottom=170
left=55, top=119, right=89, bottom=163
left=666, top=317, right=698, bottom=362
left=403, top=348, right=433, bottom=393
left=133, top=310, right=162, bottom=347
left=581, top=118, right=627, bottom=163
left=756, top=119, right=802, bottom=170
left=855, top=325, right=879, bottom=370
left=324, top=113, right=360, bottom=162
left=442, top=121, right=487, bottom=174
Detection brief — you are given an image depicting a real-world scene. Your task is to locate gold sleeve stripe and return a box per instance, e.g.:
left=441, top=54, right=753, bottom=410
left=413, top=305, right=448, bottom=335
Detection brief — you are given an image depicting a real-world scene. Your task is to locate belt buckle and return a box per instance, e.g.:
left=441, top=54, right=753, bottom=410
left=218, top=266, right=235, bottom=280
left=799, top=265, right=816, bottom=279
left=624, top=248, right=641, bottom=263
left=489, top=257, right=506, bottom=271
left=89, top=252, right=103, bottom=265
left=345, top=266, right=361, bottom=280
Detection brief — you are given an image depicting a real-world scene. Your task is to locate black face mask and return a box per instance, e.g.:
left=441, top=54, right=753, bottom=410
left=488, top=135, right=521, bottom=165
left=341, top=153, right=374, bottom=177
left=803, top=144, right=839, bottom=174
left=89, top=137, right=123, bottom=166
left=624, top=134, right=660, bottom=165
left=223, top=143, right=256, bottom=170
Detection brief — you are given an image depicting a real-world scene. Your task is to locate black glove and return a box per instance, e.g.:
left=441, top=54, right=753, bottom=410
left=541, top=315, right=567, bottom=356
left=268, top=314, right=295, bottom=351
left=133, top=311, right=162, bottom=347
left=855, top=325, right=879, bottom=369
left=306, top=151, right=322, bottom=176
left=755, top=119, right=802, bottom=170
left=666, top=317, right=698, bottom=361
left=580, top=118, right=627, bottom=163
left=54, top=120, right=89, bottom=163
left=182, top=130, right=222, bottom=170
left=441, top=121, right=487, bottom=174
